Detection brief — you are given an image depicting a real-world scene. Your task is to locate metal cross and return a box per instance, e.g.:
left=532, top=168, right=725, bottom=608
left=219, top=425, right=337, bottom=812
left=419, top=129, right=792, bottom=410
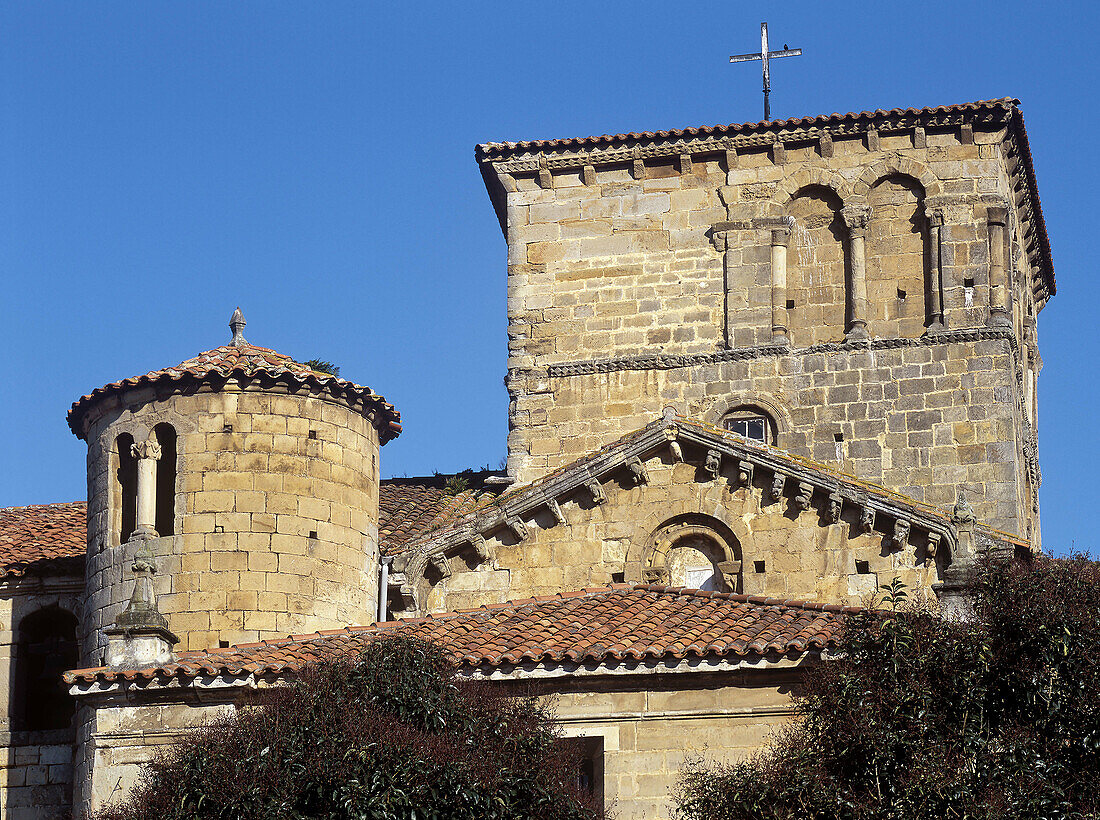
left=730, top=23, right=802, bottom=121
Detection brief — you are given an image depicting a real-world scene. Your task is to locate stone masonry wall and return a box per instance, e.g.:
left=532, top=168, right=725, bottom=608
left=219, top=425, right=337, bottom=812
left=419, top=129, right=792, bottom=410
left=82, top=385, right=381, bottom=661
left=499, top=123, right=1039, bottom=540
left=423, top=448, right=942, bottom=615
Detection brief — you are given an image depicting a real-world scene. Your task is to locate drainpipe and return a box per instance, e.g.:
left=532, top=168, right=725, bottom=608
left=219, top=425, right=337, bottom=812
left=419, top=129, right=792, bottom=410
left=378, top=556, right=392, bottom=623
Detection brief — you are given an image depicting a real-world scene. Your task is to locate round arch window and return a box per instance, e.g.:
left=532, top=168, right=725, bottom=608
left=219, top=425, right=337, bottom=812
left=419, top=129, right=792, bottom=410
left=721, top=405, right=776, bottom=445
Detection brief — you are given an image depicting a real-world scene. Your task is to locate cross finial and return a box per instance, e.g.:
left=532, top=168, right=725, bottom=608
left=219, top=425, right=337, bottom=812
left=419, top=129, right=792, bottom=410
left=730, top=23, right=802, bottom=121
left=229, top=307, right=248, bottom=346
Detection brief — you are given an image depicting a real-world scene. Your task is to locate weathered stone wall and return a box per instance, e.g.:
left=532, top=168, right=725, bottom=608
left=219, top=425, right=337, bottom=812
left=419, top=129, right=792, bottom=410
left=517, top=668, right=801, bottom=820
left=423, top=448, right=942, bottom=614
left=497, top=123, right=1040, bottom=541
left=0, top=578, right=82, bottom=819
left=82, top=385, right=381, bottom=660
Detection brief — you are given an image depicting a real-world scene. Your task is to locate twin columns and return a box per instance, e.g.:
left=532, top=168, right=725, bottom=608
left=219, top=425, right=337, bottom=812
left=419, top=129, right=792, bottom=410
left=734, top=202, right=1011, bottom=346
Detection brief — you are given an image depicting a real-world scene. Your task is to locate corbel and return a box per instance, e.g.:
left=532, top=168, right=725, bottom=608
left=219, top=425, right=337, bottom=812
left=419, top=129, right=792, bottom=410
left=795, top=482, right=814, bottom=511
left=582, top=163, right=597, bottom=186
left=913, top=126, right=927, bottom=149
left=468, top=533, right=493, bottom=564
left=493, top=162, right=518, bottom=193
left=737, top=460, right=754, bottom=487
left=642, top=566, right=668, bottom=585
left=679, top=152, right=692, bottom=175
left=546, top=498, right=566, bottom=526
left=770, top=472, right=787, bottom=501
left=724, top=140, right=739, bottom=170
left=860, top=506, right=876, bottom=534
left=926, top=531, right=941, bottom=567
left=428, top=553, right=452, bottom=580
left=959, top=123, right=974, bottom=145
left=704, top=449, right=722, bottom=481
left=504, top=515, right=528, bottom=542
left=826, top=492, right=844, bottom=524
left=625, top=456, right=648, bottom=485
left=537, top=157, right=552, bottom=189
left=585, top=478, right=606, bottom=505
left=818, top=132, right=834, bottom=158
left=772, top=140, right=787, bottom=165
left=718, top=560, right=742, bottom=590
left=668, top=439, right=683, bottom=463
left=893, top=519, right=911, bottom=551
left=632, top=147, right=645, bottom=180
left=392, top=583, right=416, bottom=612
left=865, top=128, right=880, bottom=152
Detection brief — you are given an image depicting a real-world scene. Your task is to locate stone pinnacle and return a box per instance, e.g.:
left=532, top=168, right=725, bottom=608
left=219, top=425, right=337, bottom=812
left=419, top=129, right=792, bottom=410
left=229, top=307, right=247, bottom=346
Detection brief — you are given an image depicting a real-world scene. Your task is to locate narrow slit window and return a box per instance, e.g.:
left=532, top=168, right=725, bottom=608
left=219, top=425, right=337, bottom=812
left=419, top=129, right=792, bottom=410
left=153, top=423, right=177, bottom=537
left=116, top=433, right=137, bottom=544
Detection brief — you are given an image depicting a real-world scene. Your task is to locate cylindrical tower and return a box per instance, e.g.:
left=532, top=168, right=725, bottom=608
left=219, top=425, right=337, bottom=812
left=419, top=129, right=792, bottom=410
left=68, top=309, right=401, bottom=663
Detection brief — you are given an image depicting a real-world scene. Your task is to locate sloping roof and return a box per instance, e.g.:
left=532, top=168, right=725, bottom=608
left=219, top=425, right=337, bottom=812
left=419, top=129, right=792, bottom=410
left=66, top=584, right=856, bottom=686
left=67, top=341, right=401, bottom=443
left=380, top=473, right=503, bottom=554
left=476, top=98, right=1054, bottom=303
left=0, top=476, right=501, bottom=578
left=477, top=98, right=1017, bottom=154
left=0, top=502, right=86, bottom=579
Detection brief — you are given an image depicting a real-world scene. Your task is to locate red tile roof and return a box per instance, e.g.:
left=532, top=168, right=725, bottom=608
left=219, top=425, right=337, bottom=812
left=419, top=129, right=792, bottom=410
left=477, top=98, right=1019, bottom=154
left=0, top=503, right=86, bottom=579
left=0, top=476, right=500, bottom=576
left=66, top=584, right=856, bottom=686
left=67, top=341, right=401, bottom=443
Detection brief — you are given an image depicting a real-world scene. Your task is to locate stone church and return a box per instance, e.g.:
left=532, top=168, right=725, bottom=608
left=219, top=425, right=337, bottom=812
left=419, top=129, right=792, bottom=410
left=0, top=97, right=1053, bottom=818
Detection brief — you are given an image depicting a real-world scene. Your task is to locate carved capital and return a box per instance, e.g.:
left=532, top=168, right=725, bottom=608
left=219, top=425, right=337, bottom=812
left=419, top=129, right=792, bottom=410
left=131, top=439, right=162, bottom=461
left=924, top=205, right=945, bottom=228
left=987, top=205, right=1008, bottom=227
left=392, top=583, right=417, bottom=612
left=841, top=205, right=871, bottom=234
left=771, top=227, right=792, bottom=247
left=642, top=566, right=668, bottom=585
left=711, top=230, right=730, bottom=253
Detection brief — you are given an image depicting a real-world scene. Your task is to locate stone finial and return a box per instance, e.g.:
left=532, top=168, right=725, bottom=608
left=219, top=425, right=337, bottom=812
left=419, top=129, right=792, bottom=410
left=229, top=307, right=248, bottom=346
left=105, top=545, right=178, bottom=669
left=952, top=490, right=977, bottom=526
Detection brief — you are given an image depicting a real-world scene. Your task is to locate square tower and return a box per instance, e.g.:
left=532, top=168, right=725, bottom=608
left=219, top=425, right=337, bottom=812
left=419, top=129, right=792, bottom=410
left=478, top=99, right=1053, bottom=545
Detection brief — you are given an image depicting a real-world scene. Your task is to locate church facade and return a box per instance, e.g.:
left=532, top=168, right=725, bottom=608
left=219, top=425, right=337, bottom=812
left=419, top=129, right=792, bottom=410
left=0, top=98, right=1052, bottom=819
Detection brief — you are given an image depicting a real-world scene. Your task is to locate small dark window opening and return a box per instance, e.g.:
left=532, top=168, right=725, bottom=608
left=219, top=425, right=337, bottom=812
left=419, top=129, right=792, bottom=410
left=218, top=639, right=230, bottom=649
left=785, top=299, right=795, bottom=310
left=963, top=277, right=975, bottom=288
left=309, top=530, right=318, bottom=540
left=834, top=432, right=844, bottom=442
left=753, top=560, right=766, bottom=574
left=223, top=423, right=233, bottom=433
left=116, top=433, right=137, bottom=544
left=308, top=430, right=318, bottom=440
left=610, top=572, right=625, bottom=584
left=897, top=288, right=906, bottom=300
left=856, top=560, right=871, bottom=575
left=722, top=406, right=776, bottom=445
left=12, top=607, right=78, bottom=733
left=559, top=736, right=604, bottom=808
left=153, top=423, right=177, bottom=537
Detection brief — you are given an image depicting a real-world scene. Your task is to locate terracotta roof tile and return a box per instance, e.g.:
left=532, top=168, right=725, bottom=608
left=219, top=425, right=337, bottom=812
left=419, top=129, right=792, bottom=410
left=378, top=473, right=503, bottom=554
left=66, top=585, right=857, bottom=686
left=66, top=342, right=401, bottom=443
left=0, top=503, right=86, bottom=579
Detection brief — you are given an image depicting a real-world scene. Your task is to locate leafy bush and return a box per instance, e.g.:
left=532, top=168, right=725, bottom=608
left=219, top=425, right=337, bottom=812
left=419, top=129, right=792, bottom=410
left=674, top=555, right=1100, bottom=820
left=96, top=635, right=601, bottom=820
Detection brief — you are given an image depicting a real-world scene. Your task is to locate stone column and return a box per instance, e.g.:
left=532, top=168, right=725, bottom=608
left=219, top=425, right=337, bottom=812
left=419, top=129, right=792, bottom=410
left=770, top=226, right=791, bottom=344
left=987, top=206, right=1011, bottom=327
left=926, top=206, right=945, bottom=331
left=712, top=229, right=735, bottom=348
left=131, top=438, right=162, bottom=538
left=842, top=205, right=871, bottom=341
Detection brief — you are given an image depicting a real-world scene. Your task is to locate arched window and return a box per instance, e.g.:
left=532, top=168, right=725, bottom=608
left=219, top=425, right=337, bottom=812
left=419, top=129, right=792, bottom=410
left=11, top=607, right=78, bottom=733
left=115, top=433, right=137, bottom=544
left=153, top=423, right=177, bottom=537
left=785, top=186, right=848, bottom=347
left=643, top=515, right=742, bottom=594
left=721, top=405, right=776, bottom=445
left=867, top=174, right=928, bottom=338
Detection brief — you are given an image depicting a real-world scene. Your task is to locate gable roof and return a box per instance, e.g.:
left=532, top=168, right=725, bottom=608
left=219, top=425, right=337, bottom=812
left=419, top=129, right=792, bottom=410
left=65, top=584, right=856, bottom=688
left=67, top=340, right=401, bottom=443
left=476, top=98, right=1054, bottom=305
left=0, top=476, right=503, bottom=579
left=0, top=502, right=86, bottom=580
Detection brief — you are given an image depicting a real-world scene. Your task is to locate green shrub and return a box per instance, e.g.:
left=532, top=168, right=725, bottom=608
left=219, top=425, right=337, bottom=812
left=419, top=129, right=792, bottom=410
left=674, top=555, right=1100, bottom=820
left=96, top=635, right=601, bottom=820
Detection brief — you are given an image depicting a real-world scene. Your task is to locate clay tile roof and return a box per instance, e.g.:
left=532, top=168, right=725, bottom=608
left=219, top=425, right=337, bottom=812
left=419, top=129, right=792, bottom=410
left=66, top=341, right=401, bottom=443
left=65, top=585, right=858, bottom=686
left=379, top=473, right=503, bottom=554
left=0, top=502, right=86, bottom=579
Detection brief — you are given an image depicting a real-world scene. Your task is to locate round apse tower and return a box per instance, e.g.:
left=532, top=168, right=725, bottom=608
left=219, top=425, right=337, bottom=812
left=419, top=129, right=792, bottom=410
left=68, top=309, right=401, bottom=664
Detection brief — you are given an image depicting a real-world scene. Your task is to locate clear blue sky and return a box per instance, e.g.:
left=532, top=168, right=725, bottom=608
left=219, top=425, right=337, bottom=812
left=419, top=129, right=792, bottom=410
left=1, top=1, right=1095, bottom=556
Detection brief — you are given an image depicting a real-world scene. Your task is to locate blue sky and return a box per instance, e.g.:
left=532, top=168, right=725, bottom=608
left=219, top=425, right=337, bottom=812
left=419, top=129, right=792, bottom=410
left=0, top=1, right=1096, bottom=555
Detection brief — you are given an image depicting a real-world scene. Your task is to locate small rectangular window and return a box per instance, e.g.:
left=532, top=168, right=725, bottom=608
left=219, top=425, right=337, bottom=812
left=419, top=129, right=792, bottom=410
left=726, top=416, right=767, bottom=443
left=753, top=560, right=766, bottom=574
left=856, top=560, right=871, bottom=575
